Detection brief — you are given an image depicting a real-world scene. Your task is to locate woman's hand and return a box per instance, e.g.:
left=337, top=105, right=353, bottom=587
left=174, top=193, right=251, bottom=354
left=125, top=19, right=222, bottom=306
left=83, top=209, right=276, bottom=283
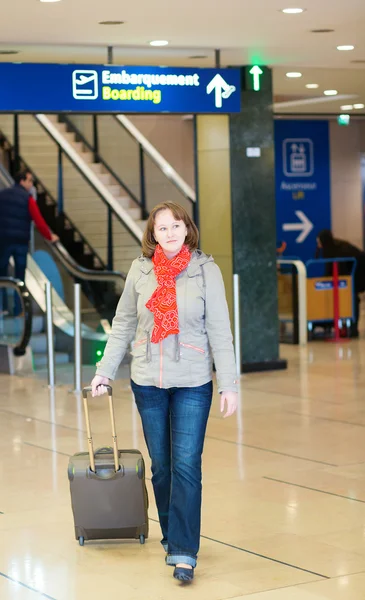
left=220, top=391, right=238, bottom=418
left=91, top=375, right=111, bottom=397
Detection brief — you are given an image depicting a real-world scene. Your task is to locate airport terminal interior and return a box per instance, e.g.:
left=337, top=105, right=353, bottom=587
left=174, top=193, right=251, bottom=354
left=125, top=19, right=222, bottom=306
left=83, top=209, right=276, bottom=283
left=1, top=1, right=365, bottom=599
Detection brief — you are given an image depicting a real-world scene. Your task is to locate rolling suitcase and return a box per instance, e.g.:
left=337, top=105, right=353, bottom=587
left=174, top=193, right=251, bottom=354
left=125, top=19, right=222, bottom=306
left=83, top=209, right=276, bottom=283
left=68, top=385, right=149, bottom=546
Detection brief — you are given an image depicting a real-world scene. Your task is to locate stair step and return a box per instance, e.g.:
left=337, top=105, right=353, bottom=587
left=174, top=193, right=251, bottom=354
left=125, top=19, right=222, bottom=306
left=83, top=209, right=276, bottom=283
left=79, top=152, right=94, bottom=164
left=90, top=163, right=104, bottom=174
left=107, top=184, right=122, bottom=196
left=115, top=196, right=133, bottom=209
left=126, top=207, right=141, bottom=219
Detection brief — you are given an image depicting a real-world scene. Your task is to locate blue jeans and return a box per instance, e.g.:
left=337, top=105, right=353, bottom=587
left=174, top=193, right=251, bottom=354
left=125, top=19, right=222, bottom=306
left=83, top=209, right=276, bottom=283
left=131, top=380, right=213, bottom=568
left=0, top=243, right=28, bottom=315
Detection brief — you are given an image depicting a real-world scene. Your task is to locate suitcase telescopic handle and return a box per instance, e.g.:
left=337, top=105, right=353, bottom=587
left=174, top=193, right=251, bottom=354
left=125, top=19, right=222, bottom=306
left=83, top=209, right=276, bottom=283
left=82, top=385, right=120, bottom=473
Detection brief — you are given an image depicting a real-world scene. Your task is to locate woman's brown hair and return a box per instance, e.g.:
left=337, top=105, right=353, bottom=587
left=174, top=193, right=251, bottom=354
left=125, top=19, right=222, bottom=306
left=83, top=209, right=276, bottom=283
left=142, top=202, right=199, bottom=258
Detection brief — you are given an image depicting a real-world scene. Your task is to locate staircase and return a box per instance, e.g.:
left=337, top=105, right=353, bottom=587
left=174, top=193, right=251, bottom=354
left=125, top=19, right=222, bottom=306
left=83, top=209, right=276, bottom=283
left=0, top=114, right=145, bottom=275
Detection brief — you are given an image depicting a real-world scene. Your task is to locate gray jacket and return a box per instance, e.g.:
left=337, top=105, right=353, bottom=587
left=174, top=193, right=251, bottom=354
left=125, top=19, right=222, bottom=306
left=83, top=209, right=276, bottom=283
left=95, top=250, right=238, bottom=393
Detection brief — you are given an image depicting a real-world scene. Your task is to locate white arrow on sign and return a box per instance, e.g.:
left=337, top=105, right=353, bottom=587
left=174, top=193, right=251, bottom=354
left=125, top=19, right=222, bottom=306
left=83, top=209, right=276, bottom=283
left=206, top=74, right=236, bottom=108
left=283, top=210, right=313, bottom=243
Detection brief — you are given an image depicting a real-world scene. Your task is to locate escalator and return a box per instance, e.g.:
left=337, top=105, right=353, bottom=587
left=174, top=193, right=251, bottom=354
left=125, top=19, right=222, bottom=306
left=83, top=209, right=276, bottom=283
left=0, top=164, right=126, bottom=372
left=0, top=112, right=196, bottom=278
left=0, top=110, right=196, bottom=372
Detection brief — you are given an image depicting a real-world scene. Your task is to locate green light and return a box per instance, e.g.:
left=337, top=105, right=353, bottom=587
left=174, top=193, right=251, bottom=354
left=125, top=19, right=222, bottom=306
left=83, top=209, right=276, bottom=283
left=96, top=350, right=102, bottom=357
left=338, top=114, right=350, bottom=126
left=249, top=65, right=263, bottom=91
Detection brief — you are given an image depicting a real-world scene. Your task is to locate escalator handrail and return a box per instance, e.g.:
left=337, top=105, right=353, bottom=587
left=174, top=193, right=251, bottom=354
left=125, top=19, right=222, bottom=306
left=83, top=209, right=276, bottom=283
left=0, top=277, right=32, bottom=356
left=48, top=240, right=126, bottom=283
left=35, top=114, right=143, bottom=245
left=115, top=114, right=196, bottom=205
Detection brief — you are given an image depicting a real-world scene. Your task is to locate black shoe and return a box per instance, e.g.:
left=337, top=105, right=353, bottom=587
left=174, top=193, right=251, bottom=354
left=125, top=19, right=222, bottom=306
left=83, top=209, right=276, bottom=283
left=173, top=567, right=194, bottom=582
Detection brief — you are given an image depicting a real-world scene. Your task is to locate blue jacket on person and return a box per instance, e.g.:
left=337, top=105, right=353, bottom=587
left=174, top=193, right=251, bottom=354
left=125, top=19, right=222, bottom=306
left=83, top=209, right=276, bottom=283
left=0, top=184, right=32, bottom=245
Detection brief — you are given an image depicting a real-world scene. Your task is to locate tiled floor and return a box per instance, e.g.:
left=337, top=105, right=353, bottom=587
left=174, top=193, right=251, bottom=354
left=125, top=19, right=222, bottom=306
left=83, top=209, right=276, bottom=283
left=1, top=337, right=365, bottom=599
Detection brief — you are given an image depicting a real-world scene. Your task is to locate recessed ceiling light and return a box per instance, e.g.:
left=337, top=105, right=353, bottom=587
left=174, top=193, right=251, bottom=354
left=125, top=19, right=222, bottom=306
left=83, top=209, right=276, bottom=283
left=324, top=90, right=338, bottom=96
left=286, top=72, right=302, bottom=78
left=340, top=105, right=353, bottom=110
left=311, top=29, right=334, bottom=33
left=306, top=83, right=319, bottom=89
left=0, top=50, right=19, bottom=55
left=354, top=103, right=365, bottom=109
left=281, top=8, right=305, bottom=14
left=337, top=45, right=355, bottom=51
left=149, top=40, right=169, bottom=47
left=39, top=0, right=61, bottom=2
left=189, top=55, right=208, bottom=59
left=99, top=21, right=125, bottom=25
left=351, top=60, right=365, bottom=64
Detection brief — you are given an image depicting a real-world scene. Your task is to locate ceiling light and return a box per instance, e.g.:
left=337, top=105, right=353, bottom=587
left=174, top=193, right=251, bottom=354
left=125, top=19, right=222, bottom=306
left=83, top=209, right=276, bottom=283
left=281, top=8, right=305, bottom=14
left=149, top=40, right=169, bottom=47
left=306, top=83, right=319, bottom=89
left=286, top=72, right=302, bottom=78
left=0, top=50, right=19, bottom=55
left=189, top=55, right=208, bottom=59
left=340, top=105, right=353, bottom=110
left=311, top=29, right=334, bottom=33
left=354, top=103, right=365, bottom=109
left=39, top=0, right=61, bottom=2
left=99, top=21, right=125, bottom=25
left=324, top=90, right=338, bottom=96
left=337, top=45, right=355, bottom=51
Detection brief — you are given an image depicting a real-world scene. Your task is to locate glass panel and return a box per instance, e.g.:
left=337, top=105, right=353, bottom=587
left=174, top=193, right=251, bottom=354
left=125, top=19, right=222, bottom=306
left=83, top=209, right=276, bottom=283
left=0, top=113, right=15, bottom=144
left=61, top=153, right=108, bottom=265
left=18, top=115, right=58, bottom=198
left=112, top=213, right=141, bottom=276
left=67, top=115, right=94, bottom=148
left=144, top=153, right=193, bottom=217
left=98, top=115, right=141, bottom=201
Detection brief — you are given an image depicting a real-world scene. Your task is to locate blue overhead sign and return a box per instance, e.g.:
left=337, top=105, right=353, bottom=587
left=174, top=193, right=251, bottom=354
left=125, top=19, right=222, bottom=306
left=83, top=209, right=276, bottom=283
left=275, top=120, right=331, bottom=262
left=0, top=63, right=241, bottom=114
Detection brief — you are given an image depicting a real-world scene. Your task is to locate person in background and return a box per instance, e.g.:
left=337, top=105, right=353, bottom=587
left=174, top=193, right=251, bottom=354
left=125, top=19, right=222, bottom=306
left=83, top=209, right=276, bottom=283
left=91, top=201, right=238, bottom=583
left=0, top=169, right=58, bottom=314
left=317, top=229, right=365, bottom=338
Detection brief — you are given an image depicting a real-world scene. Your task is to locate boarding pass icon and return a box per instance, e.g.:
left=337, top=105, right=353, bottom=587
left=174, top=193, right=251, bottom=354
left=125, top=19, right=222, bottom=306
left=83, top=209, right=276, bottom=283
left=72, top=70, right=99, bottom=100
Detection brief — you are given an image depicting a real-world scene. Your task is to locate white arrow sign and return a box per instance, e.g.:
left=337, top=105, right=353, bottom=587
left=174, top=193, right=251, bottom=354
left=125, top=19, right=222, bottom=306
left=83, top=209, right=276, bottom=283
left=206, top=74, right=236, bottom=108
left=283, top=210, right=313, bottom=243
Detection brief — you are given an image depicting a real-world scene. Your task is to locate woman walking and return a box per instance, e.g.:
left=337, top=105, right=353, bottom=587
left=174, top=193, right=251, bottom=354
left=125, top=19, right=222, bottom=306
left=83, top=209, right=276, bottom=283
left=91, top=201, right=238, bottom=582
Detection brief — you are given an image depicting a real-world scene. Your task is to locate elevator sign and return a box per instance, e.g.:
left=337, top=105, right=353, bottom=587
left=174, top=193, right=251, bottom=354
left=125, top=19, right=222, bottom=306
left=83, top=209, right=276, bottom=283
left=0, top=63, right=241, bottom=114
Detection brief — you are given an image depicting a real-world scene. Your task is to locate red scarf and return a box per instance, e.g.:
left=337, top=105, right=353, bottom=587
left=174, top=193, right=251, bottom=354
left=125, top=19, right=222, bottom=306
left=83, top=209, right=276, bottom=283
left=146, top=244, right=191, bottom=343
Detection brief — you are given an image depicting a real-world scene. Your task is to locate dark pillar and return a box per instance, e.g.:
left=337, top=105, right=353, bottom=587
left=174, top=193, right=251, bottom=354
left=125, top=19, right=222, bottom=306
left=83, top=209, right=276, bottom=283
left=229, top=67, right=287, bottom=372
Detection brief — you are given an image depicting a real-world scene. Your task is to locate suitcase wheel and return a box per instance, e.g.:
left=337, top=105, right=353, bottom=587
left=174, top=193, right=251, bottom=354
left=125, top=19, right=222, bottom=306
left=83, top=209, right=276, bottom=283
left=79, top=537, right=85, bottom=546
left=139, top=535, right=145, bottom=545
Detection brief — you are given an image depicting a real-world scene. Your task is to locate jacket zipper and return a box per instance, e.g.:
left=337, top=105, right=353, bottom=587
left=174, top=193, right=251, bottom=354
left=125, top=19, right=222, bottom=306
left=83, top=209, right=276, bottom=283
left=180, top=342, right=205, bottom=355
left=159, top=341, right=163, bottom=388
